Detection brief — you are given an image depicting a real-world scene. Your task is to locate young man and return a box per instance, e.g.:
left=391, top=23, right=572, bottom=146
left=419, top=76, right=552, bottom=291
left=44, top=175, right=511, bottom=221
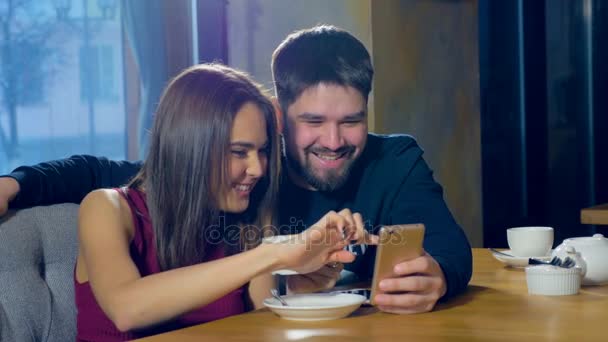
left=0, top=25, right=471, bottom=314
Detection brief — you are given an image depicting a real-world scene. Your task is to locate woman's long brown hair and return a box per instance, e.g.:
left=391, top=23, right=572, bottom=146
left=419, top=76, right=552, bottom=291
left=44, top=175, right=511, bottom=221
left=129, top=64, right=280, bottom=271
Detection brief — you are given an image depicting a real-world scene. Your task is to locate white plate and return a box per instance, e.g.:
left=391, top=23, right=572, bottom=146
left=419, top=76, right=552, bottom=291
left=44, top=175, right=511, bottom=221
left=264, top=293, right=366, bottom=321
left=491, top=249, right=552, bottom=267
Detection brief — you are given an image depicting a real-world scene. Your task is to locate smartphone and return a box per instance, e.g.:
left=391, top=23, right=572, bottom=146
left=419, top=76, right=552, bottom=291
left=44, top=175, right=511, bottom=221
left=370, top=223, right=425, bottom=305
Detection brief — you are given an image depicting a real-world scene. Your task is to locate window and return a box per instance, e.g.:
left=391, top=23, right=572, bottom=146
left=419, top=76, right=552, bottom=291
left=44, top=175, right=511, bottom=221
left=0, top=0, right=125, bottom=173
left=79, top=45, right=118, bottom=102
left=8, top=41, right=46, bottom=106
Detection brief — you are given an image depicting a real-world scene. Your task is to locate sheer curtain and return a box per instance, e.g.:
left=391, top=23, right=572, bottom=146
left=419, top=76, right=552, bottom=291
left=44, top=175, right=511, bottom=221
left=122, top=0, right=193, bottom=158
left=122, top=0, right=167, bottom=158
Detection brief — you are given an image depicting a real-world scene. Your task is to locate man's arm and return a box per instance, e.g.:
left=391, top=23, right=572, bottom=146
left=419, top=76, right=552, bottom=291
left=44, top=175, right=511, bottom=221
left=1, top=155, right=142, bottom=210
left=369, top=152, right=472, bottom=314
left=389, top=155, right=472, bottom=300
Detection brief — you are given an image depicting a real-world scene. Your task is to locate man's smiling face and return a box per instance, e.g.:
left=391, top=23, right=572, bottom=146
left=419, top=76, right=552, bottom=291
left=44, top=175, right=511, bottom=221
left=283, top=83, right=368, bottom=192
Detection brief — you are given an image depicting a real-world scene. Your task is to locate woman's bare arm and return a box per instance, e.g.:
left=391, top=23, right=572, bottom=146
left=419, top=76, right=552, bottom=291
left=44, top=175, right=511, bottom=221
left=78, top=189, right=282, bottom=332
left=78, top=191, right=359, bottom=332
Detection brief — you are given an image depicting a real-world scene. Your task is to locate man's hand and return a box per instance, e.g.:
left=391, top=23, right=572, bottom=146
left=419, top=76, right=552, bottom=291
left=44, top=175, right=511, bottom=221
left=0, top=177, right=20, bottom=217
left=286, top=263, right=344, bottom=294
left=373, top=252, right=447, bottom=314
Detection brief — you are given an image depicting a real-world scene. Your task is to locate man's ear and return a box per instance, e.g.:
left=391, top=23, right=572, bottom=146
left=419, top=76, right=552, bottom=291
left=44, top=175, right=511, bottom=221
left=271, top=97, right=284, bottom=133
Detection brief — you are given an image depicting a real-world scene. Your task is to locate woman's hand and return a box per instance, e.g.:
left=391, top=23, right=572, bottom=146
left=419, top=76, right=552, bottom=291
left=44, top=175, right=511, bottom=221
left=272, top=211, right=351, bottom=274
left=334, top=208, right=378, bottom=245
left=0, top=177, right=19, bottom=217
left=272, top=209, right=379, bottom=276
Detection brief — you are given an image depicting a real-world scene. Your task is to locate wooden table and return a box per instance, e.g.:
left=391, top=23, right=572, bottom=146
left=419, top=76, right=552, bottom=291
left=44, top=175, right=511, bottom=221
left=581, top=203, right=608, bottom=225
left=136, top=249, right=608, bottom=341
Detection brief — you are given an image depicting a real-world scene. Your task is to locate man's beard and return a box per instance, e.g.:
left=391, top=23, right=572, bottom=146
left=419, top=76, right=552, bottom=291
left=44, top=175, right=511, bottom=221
left=287, top=145, right=356, bottom=192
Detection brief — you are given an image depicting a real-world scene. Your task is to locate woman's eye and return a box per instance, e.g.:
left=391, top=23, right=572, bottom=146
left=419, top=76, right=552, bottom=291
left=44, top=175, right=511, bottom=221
left=231, top=150, right=247, bottom=158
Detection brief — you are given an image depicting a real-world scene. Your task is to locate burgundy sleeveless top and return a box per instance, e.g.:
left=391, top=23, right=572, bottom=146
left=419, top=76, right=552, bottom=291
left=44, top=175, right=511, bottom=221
left=75, top=188, right=246, bottom=341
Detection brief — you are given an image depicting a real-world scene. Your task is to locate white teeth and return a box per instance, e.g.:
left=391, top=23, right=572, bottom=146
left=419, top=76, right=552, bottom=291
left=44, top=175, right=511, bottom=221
left=235, top=184, right=252, bottom=191
left=315, top=153, right=340, bottom=161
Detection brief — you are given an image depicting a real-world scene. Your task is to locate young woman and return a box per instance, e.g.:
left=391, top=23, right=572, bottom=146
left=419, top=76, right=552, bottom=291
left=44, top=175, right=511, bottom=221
left=75, top=64, right=367, bottom=341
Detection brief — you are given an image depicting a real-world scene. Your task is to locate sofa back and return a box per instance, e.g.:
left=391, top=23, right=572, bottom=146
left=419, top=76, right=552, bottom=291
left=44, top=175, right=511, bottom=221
left=0, top=204, right=80, bottom=342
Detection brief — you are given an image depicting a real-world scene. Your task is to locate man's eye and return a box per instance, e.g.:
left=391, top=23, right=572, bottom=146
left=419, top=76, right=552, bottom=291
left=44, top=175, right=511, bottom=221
left=305, top=121, right=323, bottom=126
left=342, top=120, right=362, bottom=126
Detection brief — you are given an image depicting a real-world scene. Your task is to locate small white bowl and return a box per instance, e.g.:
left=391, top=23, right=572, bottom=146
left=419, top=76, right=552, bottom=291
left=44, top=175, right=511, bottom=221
left=264, top=293, right=366, bottom=321
left=525, top=265, right=582, bottom=296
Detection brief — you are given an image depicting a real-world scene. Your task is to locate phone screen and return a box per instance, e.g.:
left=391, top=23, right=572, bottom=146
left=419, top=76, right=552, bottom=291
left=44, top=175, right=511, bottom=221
left=370, top=223, right=425, bottom=305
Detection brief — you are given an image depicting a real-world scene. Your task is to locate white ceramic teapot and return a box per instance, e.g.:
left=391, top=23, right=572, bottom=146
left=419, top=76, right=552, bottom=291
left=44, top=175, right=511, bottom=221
left=552, top=234, right=608, bottom=286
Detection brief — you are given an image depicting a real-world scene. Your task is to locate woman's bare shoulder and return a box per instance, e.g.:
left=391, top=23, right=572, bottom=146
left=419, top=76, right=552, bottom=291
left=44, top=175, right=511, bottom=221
left=79, top=188, right=134, bottom=237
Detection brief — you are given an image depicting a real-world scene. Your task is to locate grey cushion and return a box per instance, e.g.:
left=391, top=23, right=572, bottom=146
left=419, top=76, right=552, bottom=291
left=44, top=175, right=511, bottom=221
left=0, top=204, right=79, bottom=342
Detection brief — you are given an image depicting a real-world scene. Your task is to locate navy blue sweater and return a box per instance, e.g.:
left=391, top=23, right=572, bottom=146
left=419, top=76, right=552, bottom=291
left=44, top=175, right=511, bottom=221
left=6, top=133, right=472, bottom=300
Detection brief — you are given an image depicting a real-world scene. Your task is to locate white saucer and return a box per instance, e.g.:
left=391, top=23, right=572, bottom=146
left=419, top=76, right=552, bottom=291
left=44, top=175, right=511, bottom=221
left=491, top=249, right=552, bottom=267
left=264, top=293, right=366, bottom=321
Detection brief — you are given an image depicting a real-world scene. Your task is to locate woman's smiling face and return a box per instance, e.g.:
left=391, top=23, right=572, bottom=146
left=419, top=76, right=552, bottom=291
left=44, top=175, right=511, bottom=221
left=218, top=102, right=269, bottom=213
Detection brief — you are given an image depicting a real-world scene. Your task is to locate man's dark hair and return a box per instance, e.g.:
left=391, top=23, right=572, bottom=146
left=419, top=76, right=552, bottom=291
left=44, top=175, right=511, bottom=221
left=271, top=25, right=374, bottom=113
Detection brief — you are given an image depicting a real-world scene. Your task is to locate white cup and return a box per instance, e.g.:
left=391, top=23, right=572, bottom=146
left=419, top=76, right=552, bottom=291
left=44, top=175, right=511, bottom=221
left=507, top=226, right=554, bottom=257
left=262, top=235, right=299, bottom=275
